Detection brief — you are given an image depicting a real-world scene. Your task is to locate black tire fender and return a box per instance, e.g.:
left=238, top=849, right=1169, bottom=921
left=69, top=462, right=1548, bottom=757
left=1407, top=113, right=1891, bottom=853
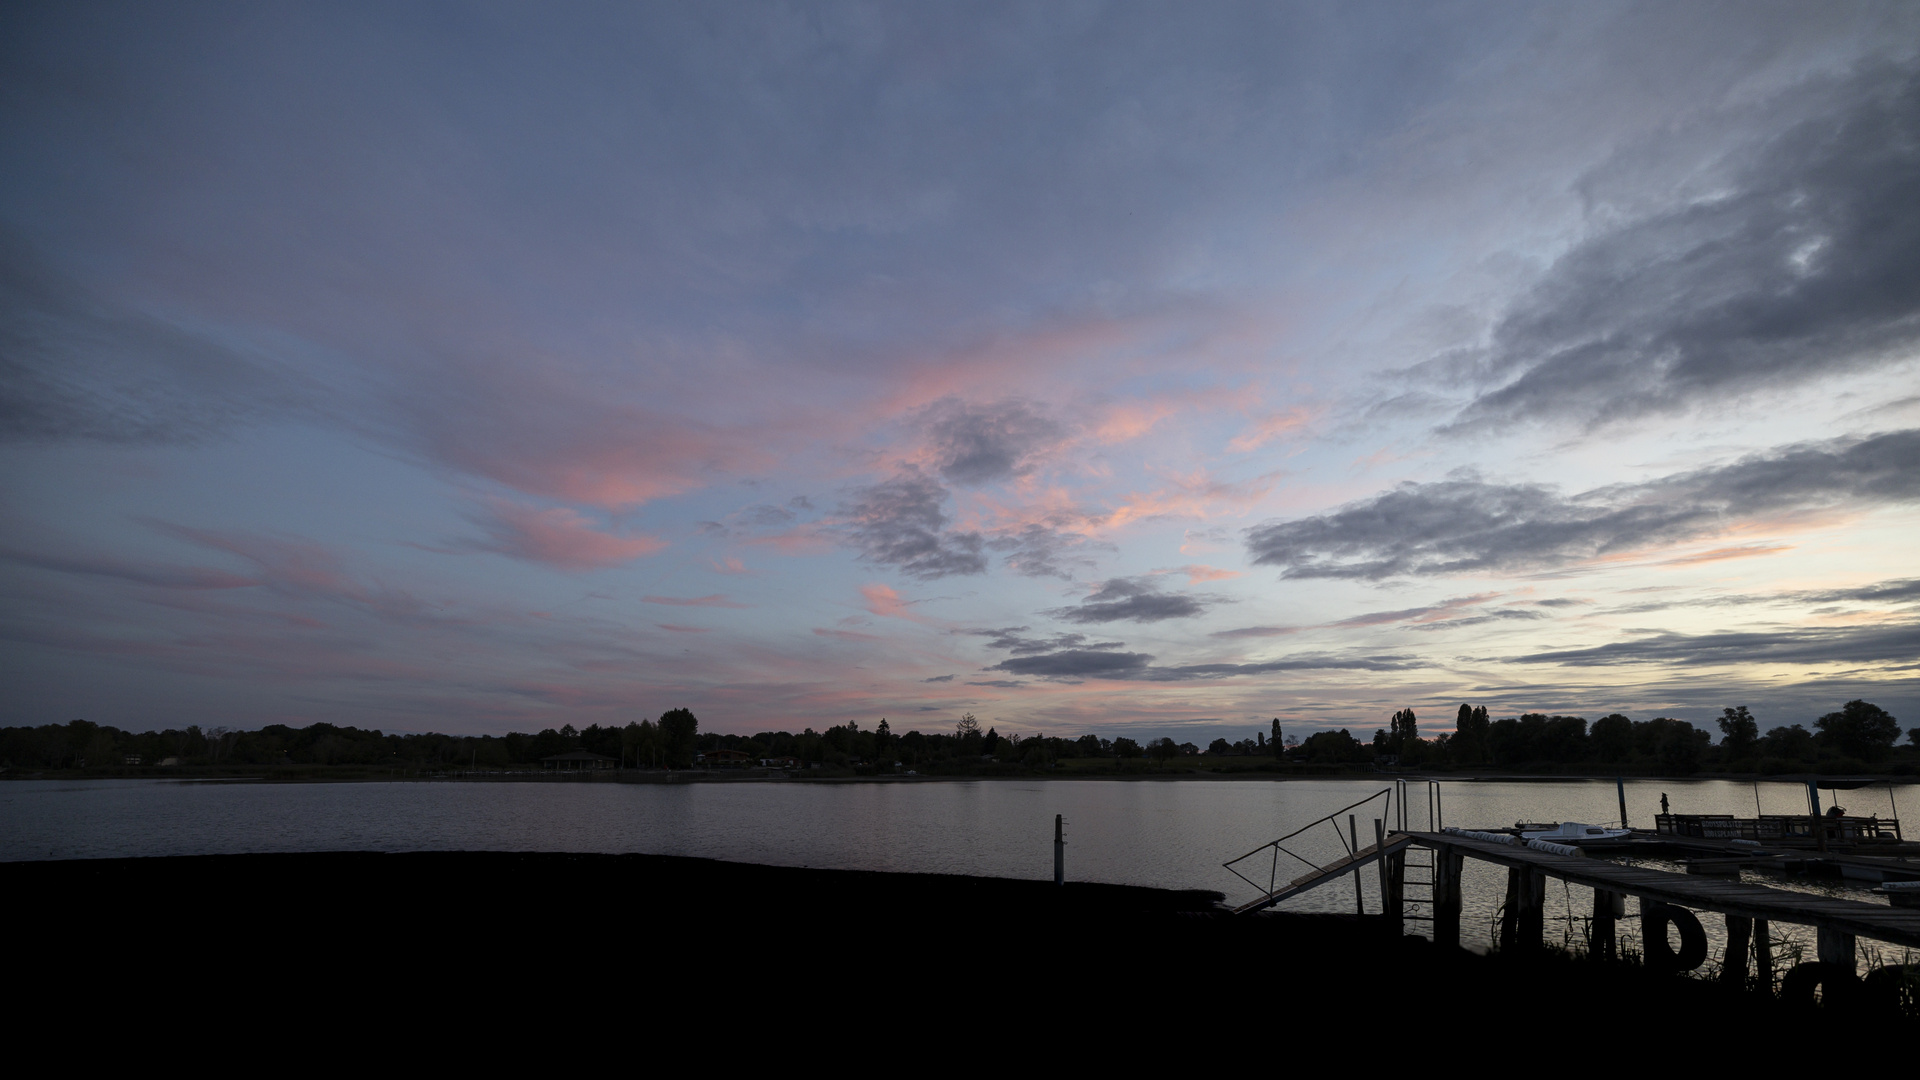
left=1640, top=903, right=1709, bottom=973
left=1780, top=961, right=1862, bottom=1007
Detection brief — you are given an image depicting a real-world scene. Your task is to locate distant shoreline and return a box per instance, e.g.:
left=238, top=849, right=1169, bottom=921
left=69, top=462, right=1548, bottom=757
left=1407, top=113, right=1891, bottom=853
left=6, top=766, right=1916, bottom=785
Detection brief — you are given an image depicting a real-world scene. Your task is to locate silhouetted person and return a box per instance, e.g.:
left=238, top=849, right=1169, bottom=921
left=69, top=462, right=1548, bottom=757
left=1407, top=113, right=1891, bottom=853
left=1660, top=792, right=1669, bottom=815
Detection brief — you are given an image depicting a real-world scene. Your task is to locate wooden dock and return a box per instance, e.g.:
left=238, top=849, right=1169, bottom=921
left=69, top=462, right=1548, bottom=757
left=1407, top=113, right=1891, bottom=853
left=1398, top=830, right=1920, bottom=989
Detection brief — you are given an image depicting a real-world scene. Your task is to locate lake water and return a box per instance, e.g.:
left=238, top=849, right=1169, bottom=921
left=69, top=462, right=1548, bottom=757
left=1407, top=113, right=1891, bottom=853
left=5, top=774, right=1914, bottom=966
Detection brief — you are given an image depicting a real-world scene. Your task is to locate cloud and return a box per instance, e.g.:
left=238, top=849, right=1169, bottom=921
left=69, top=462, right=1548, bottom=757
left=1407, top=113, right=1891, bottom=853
left=987, top=646, right=1420, bottom=681
left=967, top=627, right=1127, bottom=655
left=840, top=468, right=987, bottom=579
left=1227, top=406, right=1316, bottom=453
left=990, top=649, right=1154, bottom=679
left=1792, top=578, right=1920, bottom=606
left=1048, top=576, right=1215, bottom=624
left=656, top=623, right=713, bottom=633
left=740, top=504, right=797, bottom=527
left=1209, top=625, right=1298, bottom=639
left=0, top=232, right=308, bottom=444
left=1456, top=63, right=1920, bottom=428
left=813, top=627, right=884, bottom=643
left=1174, top=564, right=1241, bottom=584
left=966, top=679, right=1027, bottom=688
left=1330, top=593, right=1502, bottom=628
left=642, top=594, right=749, bottom=608
left=1512, top=621, right=1920, bottom=668
left=467, top=500, right=666, bottom=571
left=1141, top=653, right=1422, bottom=680
left=921, top=397, right=1064, bottom=486
left=860, top=583, right=913, bottom=619
left=0, top=545, right=259, bottom=590
left=922, top=674, right=954, bottom=683
left=985, top=522, right=1103, bottom=580
left=1402, top=608, right=1548, bottom=631
left=1246, top=429, right=1920, bottom=578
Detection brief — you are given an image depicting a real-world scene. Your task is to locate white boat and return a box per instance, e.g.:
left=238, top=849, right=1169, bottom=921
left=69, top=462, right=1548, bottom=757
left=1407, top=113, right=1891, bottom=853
left=1520, top=821, right=1630, bottom=844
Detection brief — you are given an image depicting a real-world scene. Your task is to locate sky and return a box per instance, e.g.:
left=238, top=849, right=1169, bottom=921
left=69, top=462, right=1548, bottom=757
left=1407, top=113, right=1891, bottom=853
left=2, top=2, right=1917, bottom=743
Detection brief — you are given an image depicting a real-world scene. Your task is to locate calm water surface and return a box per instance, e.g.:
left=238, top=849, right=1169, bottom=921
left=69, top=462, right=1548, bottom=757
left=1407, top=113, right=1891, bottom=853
left=6, top=774, right=1914, bottom=964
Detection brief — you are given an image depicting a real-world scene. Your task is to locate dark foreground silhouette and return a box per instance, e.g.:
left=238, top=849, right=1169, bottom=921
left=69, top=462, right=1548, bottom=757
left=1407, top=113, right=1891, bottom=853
left=10, top=851, right=1840, bottom=1035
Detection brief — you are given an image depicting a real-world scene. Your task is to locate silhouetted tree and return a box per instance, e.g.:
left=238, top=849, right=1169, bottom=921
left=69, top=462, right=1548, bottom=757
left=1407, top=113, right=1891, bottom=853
left=1717, top=706, right=1758, bottom=760
left=1815, top=700, right=1900, bottom=761
left=658, top=708, right=698, bottom=768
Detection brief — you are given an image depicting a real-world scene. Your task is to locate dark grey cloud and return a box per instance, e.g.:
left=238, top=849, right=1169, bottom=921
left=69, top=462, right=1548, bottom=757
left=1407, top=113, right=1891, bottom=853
left=840, top=469, right=987, bottom=579
left=1404, top=609, right=1547, bottom=631
left=983, top=635, right=1420, bottom=681
left=0, top=233, right=307, bottom=444
left=966, top=679, right=1029, bottom=688
left=967, top=627, right=1125, bottom=655
left=1458, top=63, right=1920, bottom=428
left=0, top=545, right=258, bottom=590
left=1798, top=578, right=1920, bottom=606
left=1512, top=621, right=1920, bottom=668
left=1048, top=577, right=1217, bottom=624
left=1143, top=654, right=1421, bottom=681
left=740, top=504, right=796, bottom=527
left=922, top=674, right=954, bottom=683
left=986, top=522, right=1107, bottom=580
left=1247, top=429, right=1920, bottom=578
left=990, top=649, right=1154, bottom=679
left=922, top=397, right=1063, bottom=486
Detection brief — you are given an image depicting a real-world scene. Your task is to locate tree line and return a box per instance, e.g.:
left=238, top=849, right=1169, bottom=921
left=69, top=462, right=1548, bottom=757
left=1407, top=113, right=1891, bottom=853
left=1342, top=699, right=1914, bottom=774
left=2, top=699, right=1911, bottom=776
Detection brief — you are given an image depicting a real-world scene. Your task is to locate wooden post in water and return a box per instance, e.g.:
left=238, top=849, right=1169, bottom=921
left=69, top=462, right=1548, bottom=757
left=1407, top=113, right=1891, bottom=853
left=1723, top=915, right=1752, bottom=987
left=1807, top=782, right=1828, bottom=853
left=1433, top=848, right=1464, bottom=949
left=1616, top=777, right=1628, bottom=829
left=1817, top=925, right=1856, bottom=968
left=1754, top=919, right=1773, bottom=991
left=1349, top=814, right=1364, bottom=915
left=1500, top=867, right=1522, bottom=951
left=1517, top=869, right=1545, bottom=953
left=1591, top=888, right=1616, bottom=963
left=1376, top=819, right=1403, bottom=933
left=1053, top=814, right=1064, bottom=886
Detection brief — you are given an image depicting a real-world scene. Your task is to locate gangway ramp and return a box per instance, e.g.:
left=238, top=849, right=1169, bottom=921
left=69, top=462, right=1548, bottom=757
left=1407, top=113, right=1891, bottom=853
left=1232, top=832, right=1419, bottom=914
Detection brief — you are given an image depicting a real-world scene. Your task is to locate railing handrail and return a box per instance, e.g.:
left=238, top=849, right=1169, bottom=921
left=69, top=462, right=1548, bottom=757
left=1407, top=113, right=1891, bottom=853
left=1223, top=787, right=1390, bottom=870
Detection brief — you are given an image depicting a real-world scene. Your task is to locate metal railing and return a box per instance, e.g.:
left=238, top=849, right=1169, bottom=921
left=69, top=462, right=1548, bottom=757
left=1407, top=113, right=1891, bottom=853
left=1222, top=788, right=1391, bottom=900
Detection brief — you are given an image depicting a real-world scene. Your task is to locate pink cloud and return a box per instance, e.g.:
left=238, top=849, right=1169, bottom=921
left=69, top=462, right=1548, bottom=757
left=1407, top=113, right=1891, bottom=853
left=812, top=627, right=884, bottom=642
left=709, top=556, right=751, bottom=574
left=657, top=623, right=714, bottom=633
left=1227, top=406, right=1318, bottom=453
left=860, top=582, right=933, bottom=622
left=642, top=594, right=749, bottom=608
left=1101, top=469, right=1284, bottom=529
left=405, top=363, right=776, bottom=510
left=471, top=499, right=666, bottom=571
left=1176, top=564, right=1240, bottom=584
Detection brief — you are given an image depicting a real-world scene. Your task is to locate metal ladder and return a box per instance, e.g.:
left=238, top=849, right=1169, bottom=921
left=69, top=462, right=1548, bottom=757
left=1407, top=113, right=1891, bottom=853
left=1393, top=778, right=1443, bottom=928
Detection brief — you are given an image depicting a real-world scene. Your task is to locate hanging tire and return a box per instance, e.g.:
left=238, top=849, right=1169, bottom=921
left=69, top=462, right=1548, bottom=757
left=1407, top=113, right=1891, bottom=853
left=1780, top=962, right=1862, bottom=1008
left=1640, top=904, right=1709, bottom=973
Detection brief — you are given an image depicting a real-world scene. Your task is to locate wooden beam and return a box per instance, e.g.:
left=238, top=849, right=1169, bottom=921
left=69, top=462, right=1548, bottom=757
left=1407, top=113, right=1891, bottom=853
left=1817, top=925, right=1856, bottom=967
left=1433, top=849, right=1463, bottom=949
left=1591, top=888, right=1616, bottom=963
left=1517, top=868, right=1545, bottom=953
left=1723, top=915, right=1751, bottom=987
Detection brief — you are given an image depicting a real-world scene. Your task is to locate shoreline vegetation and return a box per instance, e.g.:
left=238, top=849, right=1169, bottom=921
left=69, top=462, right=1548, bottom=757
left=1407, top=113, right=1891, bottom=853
left=9, top=851, right=1890, bottom=1022
left=5, top=699, right=1916, bottom=782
